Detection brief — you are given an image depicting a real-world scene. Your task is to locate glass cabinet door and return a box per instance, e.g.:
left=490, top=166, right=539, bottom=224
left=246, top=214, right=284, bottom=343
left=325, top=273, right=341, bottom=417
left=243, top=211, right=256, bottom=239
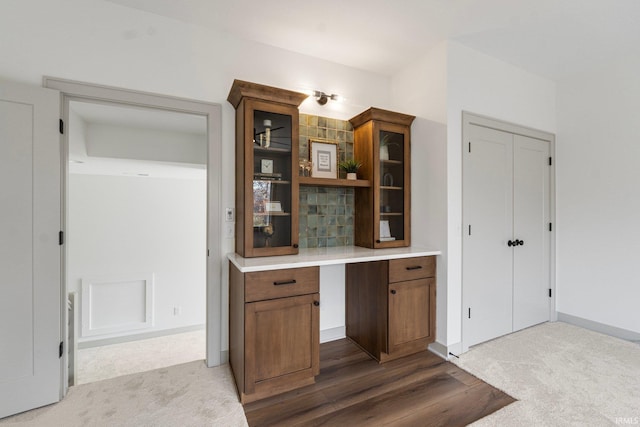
left=251, top=108, right=296, bottom=252
left=377, top=128, right=406, bottom=244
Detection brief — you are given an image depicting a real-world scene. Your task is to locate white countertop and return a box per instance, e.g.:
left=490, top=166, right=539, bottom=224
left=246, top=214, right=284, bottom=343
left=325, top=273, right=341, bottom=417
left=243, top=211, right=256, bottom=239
left=227, top=246, right=441, bottom=272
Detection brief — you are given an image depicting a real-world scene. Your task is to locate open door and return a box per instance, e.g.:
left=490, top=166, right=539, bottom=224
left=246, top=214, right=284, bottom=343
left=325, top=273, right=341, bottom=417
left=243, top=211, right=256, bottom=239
left=0, top=80, right=62, bottom=418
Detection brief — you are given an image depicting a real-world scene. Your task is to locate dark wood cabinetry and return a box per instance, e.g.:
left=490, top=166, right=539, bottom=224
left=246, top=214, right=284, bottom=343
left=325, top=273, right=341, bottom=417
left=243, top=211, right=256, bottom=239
left=350, top=108, right=415, bottom=248
left=228, top=80, right=307, bottom=257
left=229, top=262, right=320, bottom=403
left=346, top=256, right=436, bottom=362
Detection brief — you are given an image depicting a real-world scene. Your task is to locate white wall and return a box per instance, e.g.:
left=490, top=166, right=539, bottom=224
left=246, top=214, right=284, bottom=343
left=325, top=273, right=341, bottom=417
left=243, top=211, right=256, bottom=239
left=556, top=59, right=640, bottom=334
left=446, top=42, right=557, bottom=347
left=390, top=43, right=449, bottom=347
left=86, top=123, right=206, bottom=164
left=0, top=0, right=393, bottom=353
left=68, top=174, right=207, bottom=342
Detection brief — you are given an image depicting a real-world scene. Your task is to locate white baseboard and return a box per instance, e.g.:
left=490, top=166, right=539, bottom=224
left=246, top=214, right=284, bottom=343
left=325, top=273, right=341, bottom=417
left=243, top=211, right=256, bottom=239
left=78, top=324, right=205, bottom=349
left=428, top=341, right=448, bottom=360
left=557, top=312, right=640, bottom=343
left=320, top=326, right=345, bottom=343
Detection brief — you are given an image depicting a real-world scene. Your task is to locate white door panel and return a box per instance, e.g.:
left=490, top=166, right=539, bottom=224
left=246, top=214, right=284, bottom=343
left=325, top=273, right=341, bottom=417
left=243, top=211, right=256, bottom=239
left=463, top=125, right=514, bottom=347
left=513, top=135, right=550, bottom=331
left=0, top=80, right=61, bottom=418
left=463, top=116, right=552, bottom=351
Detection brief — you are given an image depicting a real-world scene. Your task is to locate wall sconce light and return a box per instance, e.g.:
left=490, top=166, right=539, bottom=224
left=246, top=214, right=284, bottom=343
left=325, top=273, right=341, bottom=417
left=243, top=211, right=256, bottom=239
left=313, top=90, right=340, bottom=105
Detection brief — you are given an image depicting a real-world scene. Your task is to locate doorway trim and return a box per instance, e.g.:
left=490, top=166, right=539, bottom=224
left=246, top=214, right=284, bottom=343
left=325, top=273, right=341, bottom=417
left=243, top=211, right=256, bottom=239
left=43, top=77, right=223, bottom=396
left=461, top=111, right=556, bottom=352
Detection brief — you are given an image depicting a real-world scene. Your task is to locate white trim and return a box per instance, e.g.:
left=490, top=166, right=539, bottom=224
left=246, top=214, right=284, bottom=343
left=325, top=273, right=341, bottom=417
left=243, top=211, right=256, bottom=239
left=556, top=314, right=640, bottom=343
left=42, top=77, right=223, bottom=392
left=78, top=324, right=205, bottom=349
left=427, top=341, right=449, bottom=360
left=80, top=274, right=154, bottom=337
left=320, top=326, right=346, bottom=343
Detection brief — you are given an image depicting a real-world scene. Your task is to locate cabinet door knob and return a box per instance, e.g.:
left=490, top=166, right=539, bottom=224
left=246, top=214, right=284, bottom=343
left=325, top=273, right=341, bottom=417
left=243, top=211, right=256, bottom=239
left=508, top=240, right=515, bottom=247
left=376, top=239, right=381, bottom=244
left=517, top=239, right=524, bottom=246
left=313, top=301, right=320, bottom=306
left=390, top=289, right=397, bottom=295
left=293, top=244, right=299, bottom=248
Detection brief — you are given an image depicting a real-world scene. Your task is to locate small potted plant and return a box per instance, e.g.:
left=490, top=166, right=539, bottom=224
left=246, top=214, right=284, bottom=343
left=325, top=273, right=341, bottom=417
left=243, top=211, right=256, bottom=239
left=339, top=159, right=362, bottom=180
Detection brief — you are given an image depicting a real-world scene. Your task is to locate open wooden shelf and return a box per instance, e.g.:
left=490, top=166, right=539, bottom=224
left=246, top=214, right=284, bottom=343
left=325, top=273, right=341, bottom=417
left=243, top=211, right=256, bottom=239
left=298, top=176, right=371, bottom=188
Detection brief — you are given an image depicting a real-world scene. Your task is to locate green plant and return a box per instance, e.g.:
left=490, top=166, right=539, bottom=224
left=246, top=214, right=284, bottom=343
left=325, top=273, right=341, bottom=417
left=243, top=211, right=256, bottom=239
left=339, top=159, right=362, bottom=173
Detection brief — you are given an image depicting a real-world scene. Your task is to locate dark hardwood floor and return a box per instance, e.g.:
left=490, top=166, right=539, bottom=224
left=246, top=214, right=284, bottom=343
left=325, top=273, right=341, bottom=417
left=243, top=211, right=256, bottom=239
left=243, top=339, right=515, bottom=426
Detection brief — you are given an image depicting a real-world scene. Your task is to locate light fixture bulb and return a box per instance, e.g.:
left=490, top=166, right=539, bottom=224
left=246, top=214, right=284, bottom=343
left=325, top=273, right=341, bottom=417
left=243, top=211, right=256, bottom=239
left=314, top=90, right=340, bottom=106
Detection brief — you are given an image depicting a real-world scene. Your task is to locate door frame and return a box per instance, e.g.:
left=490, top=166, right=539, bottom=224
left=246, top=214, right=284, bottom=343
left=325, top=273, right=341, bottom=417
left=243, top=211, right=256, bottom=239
left=43, top=77, right=223, bottom=395
left=461, top=111, right=556, bottom=352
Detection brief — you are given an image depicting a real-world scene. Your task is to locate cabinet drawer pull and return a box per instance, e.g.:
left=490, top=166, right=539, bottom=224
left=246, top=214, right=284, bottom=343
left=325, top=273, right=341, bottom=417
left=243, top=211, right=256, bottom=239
left=406, top=266, right=423, bottom=271
left=273, top=279, right=297, bottom=286
left=390, top=289, right=397, bottom=295
left=313, top=300, right=320, bottom=306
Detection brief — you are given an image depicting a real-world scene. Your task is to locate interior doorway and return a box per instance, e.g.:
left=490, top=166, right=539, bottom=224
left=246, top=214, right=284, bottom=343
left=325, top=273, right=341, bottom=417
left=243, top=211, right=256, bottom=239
left=67, top=100, right=208, bottom=385
left=43, top=77, right=223, bottom=396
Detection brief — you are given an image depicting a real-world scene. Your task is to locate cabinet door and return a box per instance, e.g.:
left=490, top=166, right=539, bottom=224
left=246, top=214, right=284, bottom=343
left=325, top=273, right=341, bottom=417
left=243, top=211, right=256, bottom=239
left=375, top=122, right=410, bottom=248
left=388, top=278, right=434, bottom=352
left=242, top=99, right=299, bottom=257
left=244, top=293, right=319, bottom=392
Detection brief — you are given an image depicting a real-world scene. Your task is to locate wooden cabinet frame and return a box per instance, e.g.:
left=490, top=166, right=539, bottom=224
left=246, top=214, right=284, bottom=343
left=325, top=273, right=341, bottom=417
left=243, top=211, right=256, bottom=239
left=350, top=108, right=415, bottom=248
left=228, top=80, right=307, bottom=257
left=229, top=262, right=320, bottom=404
left=346, top=256, right=436, bottom=363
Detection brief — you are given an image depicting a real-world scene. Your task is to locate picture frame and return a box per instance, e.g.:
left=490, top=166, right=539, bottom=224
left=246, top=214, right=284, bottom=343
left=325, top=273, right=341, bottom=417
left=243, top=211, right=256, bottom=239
left=265, top=201, right=282, bottom=212
left=309, top=138, right=338, bottom=179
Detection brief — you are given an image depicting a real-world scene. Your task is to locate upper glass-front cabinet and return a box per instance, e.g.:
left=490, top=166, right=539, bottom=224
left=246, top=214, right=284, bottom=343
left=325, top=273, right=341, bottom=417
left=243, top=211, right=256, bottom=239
left=378, top=128, right=407, bottom=244
left=351, top=108, right=415, bottom=249
left=228, top=80, right=307, bottom=257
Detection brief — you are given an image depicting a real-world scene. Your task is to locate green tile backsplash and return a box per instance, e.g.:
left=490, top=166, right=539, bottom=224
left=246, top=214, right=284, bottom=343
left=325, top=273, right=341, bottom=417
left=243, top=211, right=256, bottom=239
left=299, top=186, right=354, bottom=249
left=299, top=114, right=354, bottom=168
left=298, top=114, right=356, bottom=249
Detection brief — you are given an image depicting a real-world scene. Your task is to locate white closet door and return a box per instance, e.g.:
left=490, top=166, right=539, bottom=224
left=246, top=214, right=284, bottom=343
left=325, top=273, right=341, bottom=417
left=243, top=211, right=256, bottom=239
left=463, top=124, right=514, bottom=347
left=0, top=80, right=61, bottom=418
left=513, top=135, right=550, bottom=331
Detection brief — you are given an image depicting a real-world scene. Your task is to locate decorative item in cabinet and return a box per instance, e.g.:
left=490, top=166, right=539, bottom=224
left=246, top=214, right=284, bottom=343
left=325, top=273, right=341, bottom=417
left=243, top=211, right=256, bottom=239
left=228, top=80, right=308, bottom=257
left=349, top=107, right=415, bottom=248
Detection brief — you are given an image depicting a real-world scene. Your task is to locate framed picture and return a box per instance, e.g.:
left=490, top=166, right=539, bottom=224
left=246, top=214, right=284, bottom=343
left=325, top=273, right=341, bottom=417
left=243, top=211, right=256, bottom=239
left=309, top=139, right=338, bottom=179
left=265, top=201, right=282, bottom=212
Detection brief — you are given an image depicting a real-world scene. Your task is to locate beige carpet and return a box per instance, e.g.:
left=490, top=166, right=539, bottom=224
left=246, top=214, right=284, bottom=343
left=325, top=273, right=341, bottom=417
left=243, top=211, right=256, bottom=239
left=452, top=322, right=640, bottom=426
left=77, top=330, right=206, bottom=385
left=0, top=361, right=248, bottom=427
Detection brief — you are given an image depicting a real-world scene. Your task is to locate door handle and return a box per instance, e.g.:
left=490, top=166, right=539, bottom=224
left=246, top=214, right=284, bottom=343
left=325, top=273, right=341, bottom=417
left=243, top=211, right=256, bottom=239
left=508, top=239, right=524, bottom=247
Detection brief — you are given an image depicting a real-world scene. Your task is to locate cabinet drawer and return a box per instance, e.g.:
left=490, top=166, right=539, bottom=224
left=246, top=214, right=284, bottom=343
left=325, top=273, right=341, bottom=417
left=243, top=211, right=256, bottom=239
left=388, top=256, right=435, bottom=283
left=245, top=266, right=319, bottom=302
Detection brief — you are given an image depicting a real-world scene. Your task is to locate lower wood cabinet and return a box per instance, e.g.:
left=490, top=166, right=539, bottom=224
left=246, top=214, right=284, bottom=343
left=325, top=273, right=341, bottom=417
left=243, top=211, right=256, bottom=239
left=229, top=262, right=320, bottom=404
left=346, top=256, right=436, bottom=362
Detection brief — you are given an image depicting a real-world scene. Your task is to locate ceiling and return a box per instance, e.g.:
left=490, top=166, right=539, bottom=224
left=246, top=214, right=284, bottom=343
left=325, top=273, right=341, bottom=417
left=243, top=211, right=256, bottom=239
left=106, top=0, right=640, bottom=80
left=69, top=101, right=207, bottom=179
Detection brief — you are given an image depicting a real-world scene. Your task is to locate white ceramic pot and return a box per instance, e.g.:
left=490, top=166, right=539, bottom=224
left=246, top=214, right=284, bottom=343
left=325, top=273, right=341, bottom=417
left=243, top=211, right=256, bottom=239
left=346, top=172, right=357, bottom=180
